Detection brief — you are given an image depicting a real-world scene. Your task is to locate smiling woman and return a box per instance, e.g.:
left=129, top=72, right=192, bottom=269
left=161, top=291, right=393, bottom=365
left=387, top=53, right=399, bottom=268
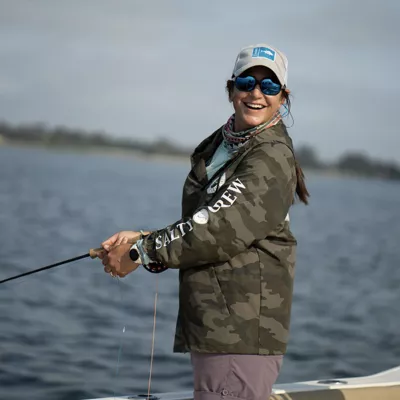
left=96, top=43, right=310, bottom=400
left=229, top=67, right=285, bottom=131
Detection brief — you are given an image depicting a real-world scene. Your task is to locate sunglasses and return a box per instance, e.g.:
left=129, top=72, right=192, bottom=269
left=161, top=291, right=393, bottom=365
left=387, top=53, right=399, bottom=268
left=232, top=76, right=283, bottom=96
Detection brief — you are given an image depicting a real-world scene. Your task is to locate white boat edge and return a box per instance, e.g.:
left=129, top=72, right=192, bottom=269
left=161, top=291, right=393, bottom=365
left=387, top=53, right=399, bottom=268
left=84, top=364, right=400, bottom=400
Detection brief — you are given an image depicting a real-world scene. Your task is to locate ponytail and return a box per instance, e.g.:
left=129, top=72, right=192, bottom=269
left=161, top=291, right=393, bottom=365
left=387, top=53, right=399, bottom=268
left=294, top=160, right=310, bottom=205
left=280, top=90, right=310, bottom=205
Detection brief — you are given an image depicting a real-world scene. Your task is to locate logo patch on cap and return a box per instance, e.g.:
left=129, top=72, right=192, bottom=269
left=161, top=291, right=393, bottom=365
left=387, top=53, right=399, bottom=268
left=252, top=47, right=276, bottom=62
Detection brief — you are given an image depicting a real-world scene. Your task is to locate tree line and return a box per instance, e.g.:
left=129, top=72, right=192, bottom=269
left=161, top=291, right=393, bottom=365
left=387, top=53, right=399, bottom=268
left=295, top=145, right=400, bottom=180
left=1, top=120, right=399, bottom=181
left=0, top=121, right=189, bottom=157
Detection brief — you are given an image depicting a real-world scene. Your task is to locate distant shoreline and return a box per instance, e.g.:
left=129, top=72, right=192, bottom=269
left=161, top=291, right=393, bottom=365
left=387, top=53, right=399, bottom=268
left=0, top=138, right=191, bottom=164
left=1, top=120, right=399, bottom=181
left=1, top=138, right=388, bottom=181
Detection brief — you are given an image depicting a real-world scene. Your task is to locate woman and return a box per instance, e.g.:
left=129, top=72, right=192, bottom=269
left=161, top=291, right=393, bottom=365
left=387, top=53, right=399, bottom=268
left=98, top=43, right=309, bottom=400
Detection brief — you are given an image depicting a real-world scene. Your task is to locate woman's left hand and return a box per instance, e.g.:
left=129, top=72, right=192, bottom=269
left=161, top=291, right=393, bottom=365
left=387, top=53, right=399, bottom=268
left=99, top=243, right=140, bottom=278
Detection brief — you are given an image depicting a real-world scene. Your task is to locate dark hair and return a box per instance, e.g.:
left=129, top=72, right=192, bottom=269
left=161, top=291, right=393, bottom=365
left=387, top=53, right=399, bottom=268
left=225, top=79, right=310, bottom=205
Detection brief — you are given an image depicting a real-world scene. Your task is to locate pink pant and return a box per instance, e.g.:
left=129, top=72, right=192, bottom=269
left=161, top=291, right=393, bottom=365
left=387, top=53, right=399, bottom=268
left=191, top=353, right=283, bottom=400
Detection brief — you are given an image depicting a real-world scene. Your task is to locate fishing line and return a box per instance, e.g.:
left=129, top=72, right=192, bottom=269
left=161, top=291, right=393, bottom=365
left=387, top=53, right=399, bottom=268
left=112, top=277, right=126, bottom=400
left=1, top=244, right=160, bottom=399
left=110, top=274, right=159, bottom=400
left=147, top=275, right=159, bottom=400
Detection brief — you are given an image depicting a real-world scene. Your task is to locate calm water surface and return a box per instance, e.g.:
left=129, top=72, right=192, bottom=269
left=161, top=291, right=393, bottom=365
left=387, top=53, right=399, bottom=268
left=0, top=146, right=400, bottom=400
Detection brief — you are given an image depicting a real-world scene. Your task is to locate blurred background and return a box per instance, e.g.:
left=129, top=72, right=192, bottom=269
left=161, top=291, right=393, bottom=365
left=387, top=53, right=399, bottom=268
left=0, top=1, right=400, bottom=399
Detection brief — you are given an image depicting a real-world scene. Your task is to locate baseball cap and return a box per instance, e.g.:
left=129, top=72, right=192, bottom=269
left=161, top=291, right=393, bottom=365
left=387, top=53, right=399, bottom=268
left=232, top=44, right=288, bottom=86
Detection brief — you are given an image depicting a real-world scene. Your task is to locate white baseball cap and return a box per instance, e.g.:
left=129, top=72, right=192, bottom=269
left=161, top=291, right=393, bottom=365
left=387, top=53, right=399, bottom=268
left=232, top=43, right=288, bottom=86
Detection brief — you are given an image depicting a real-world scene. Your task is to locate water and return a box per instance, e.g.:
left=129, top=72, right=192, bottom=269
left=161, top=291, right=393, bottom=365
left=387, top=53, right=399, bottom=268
left=0, top=146, right=399, bottom=400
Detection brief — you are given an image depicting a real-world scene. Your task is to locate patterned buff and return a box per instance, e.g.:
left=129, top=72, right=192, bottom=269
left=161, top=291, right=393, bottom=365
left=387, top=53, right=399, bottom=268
left=222, top=111, right=282, bottom=153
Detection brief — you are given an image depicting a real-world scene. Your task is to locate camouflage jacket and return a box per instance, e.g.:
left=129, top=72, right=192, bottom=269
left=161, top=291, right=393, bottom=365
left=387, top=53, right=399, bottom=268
left=143, top=120, right=297, bottom=355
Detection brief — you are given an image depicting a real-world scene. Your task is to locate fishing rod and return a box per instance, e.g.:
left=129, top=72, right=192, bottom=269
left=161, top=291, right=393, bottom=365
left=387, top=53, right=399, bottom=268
left=0, top=247, right=103, bottom=285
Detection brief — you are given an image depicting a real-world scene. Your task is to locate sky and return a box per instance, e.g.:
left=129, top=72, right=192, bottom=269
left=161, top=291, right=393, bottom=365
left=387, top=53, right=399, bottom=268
left=0, top=0, right=399, bottom=163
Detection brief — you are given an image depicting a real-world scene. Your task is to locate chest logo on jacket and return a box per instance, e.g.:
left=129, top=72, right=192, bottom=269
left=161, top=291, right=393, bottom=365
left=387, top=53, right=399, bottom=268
left=207, top=173, right=226, bottom=194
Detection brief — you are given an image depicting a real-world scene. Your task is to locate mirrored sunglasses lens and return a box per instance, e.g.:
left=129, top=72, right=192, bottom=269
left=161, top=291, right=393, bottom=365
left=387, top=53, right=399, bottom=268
left=235, top=76, right=256, bottom=92
left=261, top=79, right=281, bottom=95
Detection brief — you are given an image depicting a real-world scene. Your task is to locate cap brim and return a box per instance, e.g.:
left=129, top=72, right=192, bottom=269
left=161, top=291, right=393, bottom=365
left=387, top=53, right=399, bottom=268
left=234, top=60, right=285, bottom=86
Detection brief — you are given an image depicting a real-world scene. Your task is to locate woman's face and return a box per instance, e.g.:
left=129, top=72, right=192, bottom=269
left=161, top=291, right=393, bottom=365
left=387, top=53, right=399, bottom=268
left=230, top=66, right=284, bottom=132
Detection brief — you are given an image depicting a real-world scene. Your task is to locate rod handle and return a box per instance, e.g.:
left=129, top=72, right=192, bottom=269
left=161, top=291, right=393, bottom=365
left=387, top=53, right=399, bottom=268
left=89, top=247, right=104, bottom=259
left=89, top=233, right=144, bottom=259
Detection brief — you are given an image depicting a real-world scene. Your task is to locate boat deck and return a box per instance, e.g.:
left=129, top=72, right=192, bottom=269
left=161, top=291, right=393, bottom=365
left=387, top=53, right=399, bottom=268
left=85, top=365, right=400, bottom=400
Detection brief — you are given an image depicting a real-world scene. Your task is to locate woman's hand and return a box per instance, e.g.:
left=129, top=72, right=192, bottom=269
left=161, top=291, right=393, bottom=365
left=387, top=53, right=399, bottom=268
left=100, top=243, right=140, bottom=278
left=101, top=230, right=150, bottom=251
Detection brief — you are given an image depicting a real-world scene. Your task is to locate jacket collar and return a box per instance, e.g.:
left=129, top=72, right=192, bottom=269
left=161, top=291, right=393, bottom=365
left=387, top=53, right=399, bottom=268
left=251, top=120, right=294, bottom=150
left=190, top=120, right=294, bottom=184
left=190, top=128, right=222, bottom=185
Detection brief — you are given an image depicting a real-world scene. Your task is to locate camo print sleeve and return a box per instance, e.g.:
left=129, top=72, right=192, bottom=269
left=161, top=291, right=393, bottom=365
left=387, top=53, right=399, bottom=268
left=143, top=143, right=296, bottom=269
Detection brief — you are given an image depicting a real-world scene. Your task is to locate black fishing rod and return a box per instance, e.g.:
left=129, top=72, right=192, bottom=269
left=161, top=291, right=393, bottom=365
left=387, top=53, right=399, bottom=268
left=0, top=247, right=103, bottom=285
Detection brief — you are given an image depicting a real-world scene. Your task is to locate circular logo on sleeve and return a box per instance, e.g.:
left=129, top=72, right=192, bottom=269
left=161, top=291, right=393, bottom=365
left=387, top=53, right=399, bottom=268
left=193, top=209, right=209, bottom=225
